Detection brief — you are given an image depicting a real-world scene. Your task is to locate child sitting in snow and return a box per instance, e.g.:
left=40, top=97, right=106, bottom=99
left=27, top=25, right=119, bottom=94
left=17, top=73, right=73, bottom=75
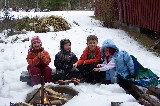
left=26, top=36, right=52, bottom=85
left=93, top=39, right=135, bottom=84
left=73, top=35, right=102, bottom=83
left=93, top=39, right=159, bottom=87
left=54, top=39, right=80, bottom=84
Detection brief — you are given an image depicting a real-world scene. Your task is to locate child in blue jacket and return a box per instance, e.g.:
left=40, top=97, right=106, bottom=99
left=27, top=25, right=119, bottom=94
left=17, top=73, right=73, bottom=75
left=94, top=39, right=159, bottom=87
left=93, top=39, right=135, bottom=84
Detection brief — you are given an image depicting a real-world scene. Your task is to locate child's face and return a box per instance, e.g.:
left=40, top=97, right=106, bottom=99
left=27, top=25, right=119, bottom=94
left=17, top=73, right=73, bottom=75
left=87, top=40, right=98, bottom=51
left=32, top=41, right=41, bottom=50
left=104, top=48, right=110, bottom=56
left=64, top=43, right=71, bottom=51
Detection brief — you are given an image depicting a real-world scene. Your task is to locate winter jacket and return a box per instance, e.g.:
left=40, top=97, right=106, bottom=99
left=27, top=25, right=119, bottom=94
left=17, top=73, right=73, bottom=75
left=76, top=46, right=101, bottom=66
left=99, top=57, right=115, bottom=71
left=26, top=48, right=51, bottom=68
left=101, top=39, right=135, bottom=78
left=54, top=50, right=78, bottom=71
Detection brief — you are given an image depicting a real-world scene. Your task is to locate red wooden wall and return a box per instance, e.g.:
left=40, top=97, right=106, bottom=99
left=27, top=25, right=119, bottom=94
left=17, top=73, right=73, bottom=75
left=95, top=0, right=160, bottom=32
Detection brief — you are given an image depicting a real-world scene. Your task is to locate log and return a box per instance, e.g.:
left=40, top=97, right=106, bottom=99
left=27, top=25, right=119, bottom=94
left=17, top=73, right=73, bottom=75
left=140, top=94, right=160, bottom=106
left=20, top=71, right=31, bottom=82
left=147, top=86, right=160, bottom=100
left=118, top=78, right=160, bottom=106
left=118, top=78, right=144, bottom=100
left=111, top=102, right=123, bottom=106
left=20, top=69, right=57, bottom=86
left=139, top=98, right=152, bottom=106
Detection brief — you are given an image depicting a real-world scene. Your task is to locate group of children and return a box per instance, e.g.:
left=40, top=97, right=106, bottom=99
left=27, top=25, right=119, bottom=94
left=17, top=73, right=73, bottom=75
left=26, top=35, right=159, bottom=87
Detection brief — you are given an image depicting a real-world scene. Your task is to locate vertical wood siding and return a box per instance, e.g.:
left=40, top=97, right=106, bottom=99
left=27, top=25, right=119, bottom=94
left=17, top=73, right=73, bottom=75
left=95, top=0, right=160, bottom=32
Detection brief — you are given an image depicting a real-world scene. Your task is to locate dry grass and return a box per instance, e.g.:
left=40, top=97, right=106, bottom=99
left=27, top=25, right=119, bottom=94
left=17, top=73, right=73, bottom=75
left=121, top=27, right=160, bottom=56
left=91, top=16, right=160, bottom=56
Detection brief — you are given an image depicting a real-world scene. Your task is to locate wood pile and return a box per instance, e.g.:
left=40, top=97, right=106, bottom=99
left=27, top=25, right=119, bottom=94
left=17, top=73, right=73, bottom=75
left=15, top=15, right=70, bottom=33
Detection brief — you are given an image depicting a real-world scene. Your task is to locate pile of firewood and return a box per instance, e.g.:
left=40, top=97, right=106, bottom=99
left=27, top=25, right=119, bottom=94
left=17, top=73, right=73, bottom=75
left=15, top=15, right=71, bottom=33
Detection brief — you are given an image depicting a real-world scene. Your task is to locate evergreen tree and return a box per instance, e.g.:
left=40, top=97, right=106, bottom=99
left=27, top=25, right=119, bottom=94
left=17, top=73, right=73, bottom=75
left=43, top=0, right=69, bottom=11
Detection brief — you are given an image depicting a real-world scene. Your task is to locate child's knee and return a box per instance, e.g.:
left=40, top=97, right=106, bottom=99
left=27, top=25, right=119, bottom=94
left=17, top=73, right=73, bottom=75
left=57, top=73, right=65, bottom=80
left=69, top=71, right=80, bottom=78
left=90, top=62, right=98, bottom=68
left=44, top=66, right=52, bottom=73
left=29, top=67, right=41, bottom=75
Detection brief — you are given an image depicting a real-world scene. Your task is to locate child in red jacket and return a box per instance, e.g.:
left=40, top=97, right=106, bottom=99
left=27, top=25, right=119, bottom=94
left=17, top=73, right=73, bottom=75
left=73, top=35, right=101, bottom=83
left=26, top=36, right=52, bottom=85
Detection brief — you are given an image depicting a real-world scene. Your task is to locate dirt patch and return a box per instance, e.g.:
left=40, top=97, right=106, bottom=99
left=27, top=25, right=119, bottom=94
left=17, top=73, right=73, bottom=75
left=122, top=27, right=160, bottom=56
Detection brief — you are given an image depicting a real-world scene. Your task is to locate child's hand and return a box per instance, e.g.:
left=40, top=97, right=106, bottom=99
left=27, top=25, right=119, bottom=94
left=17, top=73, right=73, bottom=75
left=41, top=52, right=45, bottom=58
left=38, top=52, right=41, bottom=58
left=97, top=64, right=101, bottom=68
left=38, top=52, right=44, bottom=59
left=73, top=63, right=77, bottom=68
left=93, top=68, right=100, bottom=72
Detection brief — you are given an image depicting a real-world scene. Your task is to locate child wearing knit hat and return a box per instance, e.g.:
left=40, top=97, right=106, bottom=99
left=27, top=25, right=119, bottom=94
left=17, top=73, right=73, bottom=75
left=26, top=36, right=52, bottom=86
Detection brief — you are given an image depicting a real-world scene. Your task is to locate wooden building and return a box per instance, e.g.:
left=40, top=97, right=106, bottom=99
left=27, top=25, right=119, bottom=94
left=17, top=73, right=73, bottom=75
left=94, top=0, right=160, bottom=32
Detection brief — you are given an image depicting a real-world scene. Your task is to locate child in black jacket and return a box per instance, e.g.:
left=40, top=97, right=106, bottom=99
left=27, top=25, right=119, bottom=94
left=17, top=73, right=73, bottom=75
left=54, top=39, right=79, bottom=83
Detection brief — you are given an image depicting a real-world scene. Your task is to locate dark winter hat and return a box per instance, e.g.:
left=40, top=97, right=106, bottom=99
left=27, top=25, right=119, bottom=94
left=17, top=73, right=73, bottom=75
left=60, top=39, right=71, bottom=50
left=31, top=36, right=42, bottom=45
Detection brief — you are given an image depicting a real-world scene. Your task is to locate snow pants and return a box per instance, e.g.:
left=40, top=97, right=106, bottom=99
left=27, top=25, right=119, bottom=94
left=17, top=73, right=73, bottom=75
left=56, top=68, right=80, bottom=80
left=105, top=68, right=117, bottom=83
left=77, top=62, right=101, bottom=83
left=27, top=65, right=52, bottom=85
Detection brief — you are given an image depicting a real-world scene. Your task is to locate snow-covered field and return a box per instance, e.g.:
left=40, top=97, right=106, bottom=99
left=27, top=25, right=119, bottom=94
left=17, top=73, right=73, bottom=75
left=0, top=11, right=160, bottom=106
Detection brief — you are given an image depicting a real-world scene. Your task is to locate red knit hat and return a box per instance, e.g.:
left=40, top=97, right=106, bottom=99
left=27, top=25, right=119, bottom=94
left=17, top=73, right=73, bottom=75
left=31, top=36, right=42, bottom=45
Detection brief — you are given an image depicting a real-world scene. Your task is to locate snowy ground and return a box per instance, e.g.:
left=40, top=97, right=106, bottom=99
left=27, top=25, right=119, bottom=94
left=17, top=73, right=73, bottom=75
left=0, top=11, right=160, bottom=106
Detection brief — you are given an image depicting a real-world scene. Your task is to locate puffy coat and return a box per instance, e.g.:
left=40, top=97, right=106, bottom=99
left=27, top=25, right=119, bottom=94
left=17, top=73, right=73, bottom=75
left=101, top=39, right=135, bottom=78
left=54, top=50, right=78, bottom=71
left=76, top=46, right=101, bottom=66
left=26, top=48, right=51, bottom=69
